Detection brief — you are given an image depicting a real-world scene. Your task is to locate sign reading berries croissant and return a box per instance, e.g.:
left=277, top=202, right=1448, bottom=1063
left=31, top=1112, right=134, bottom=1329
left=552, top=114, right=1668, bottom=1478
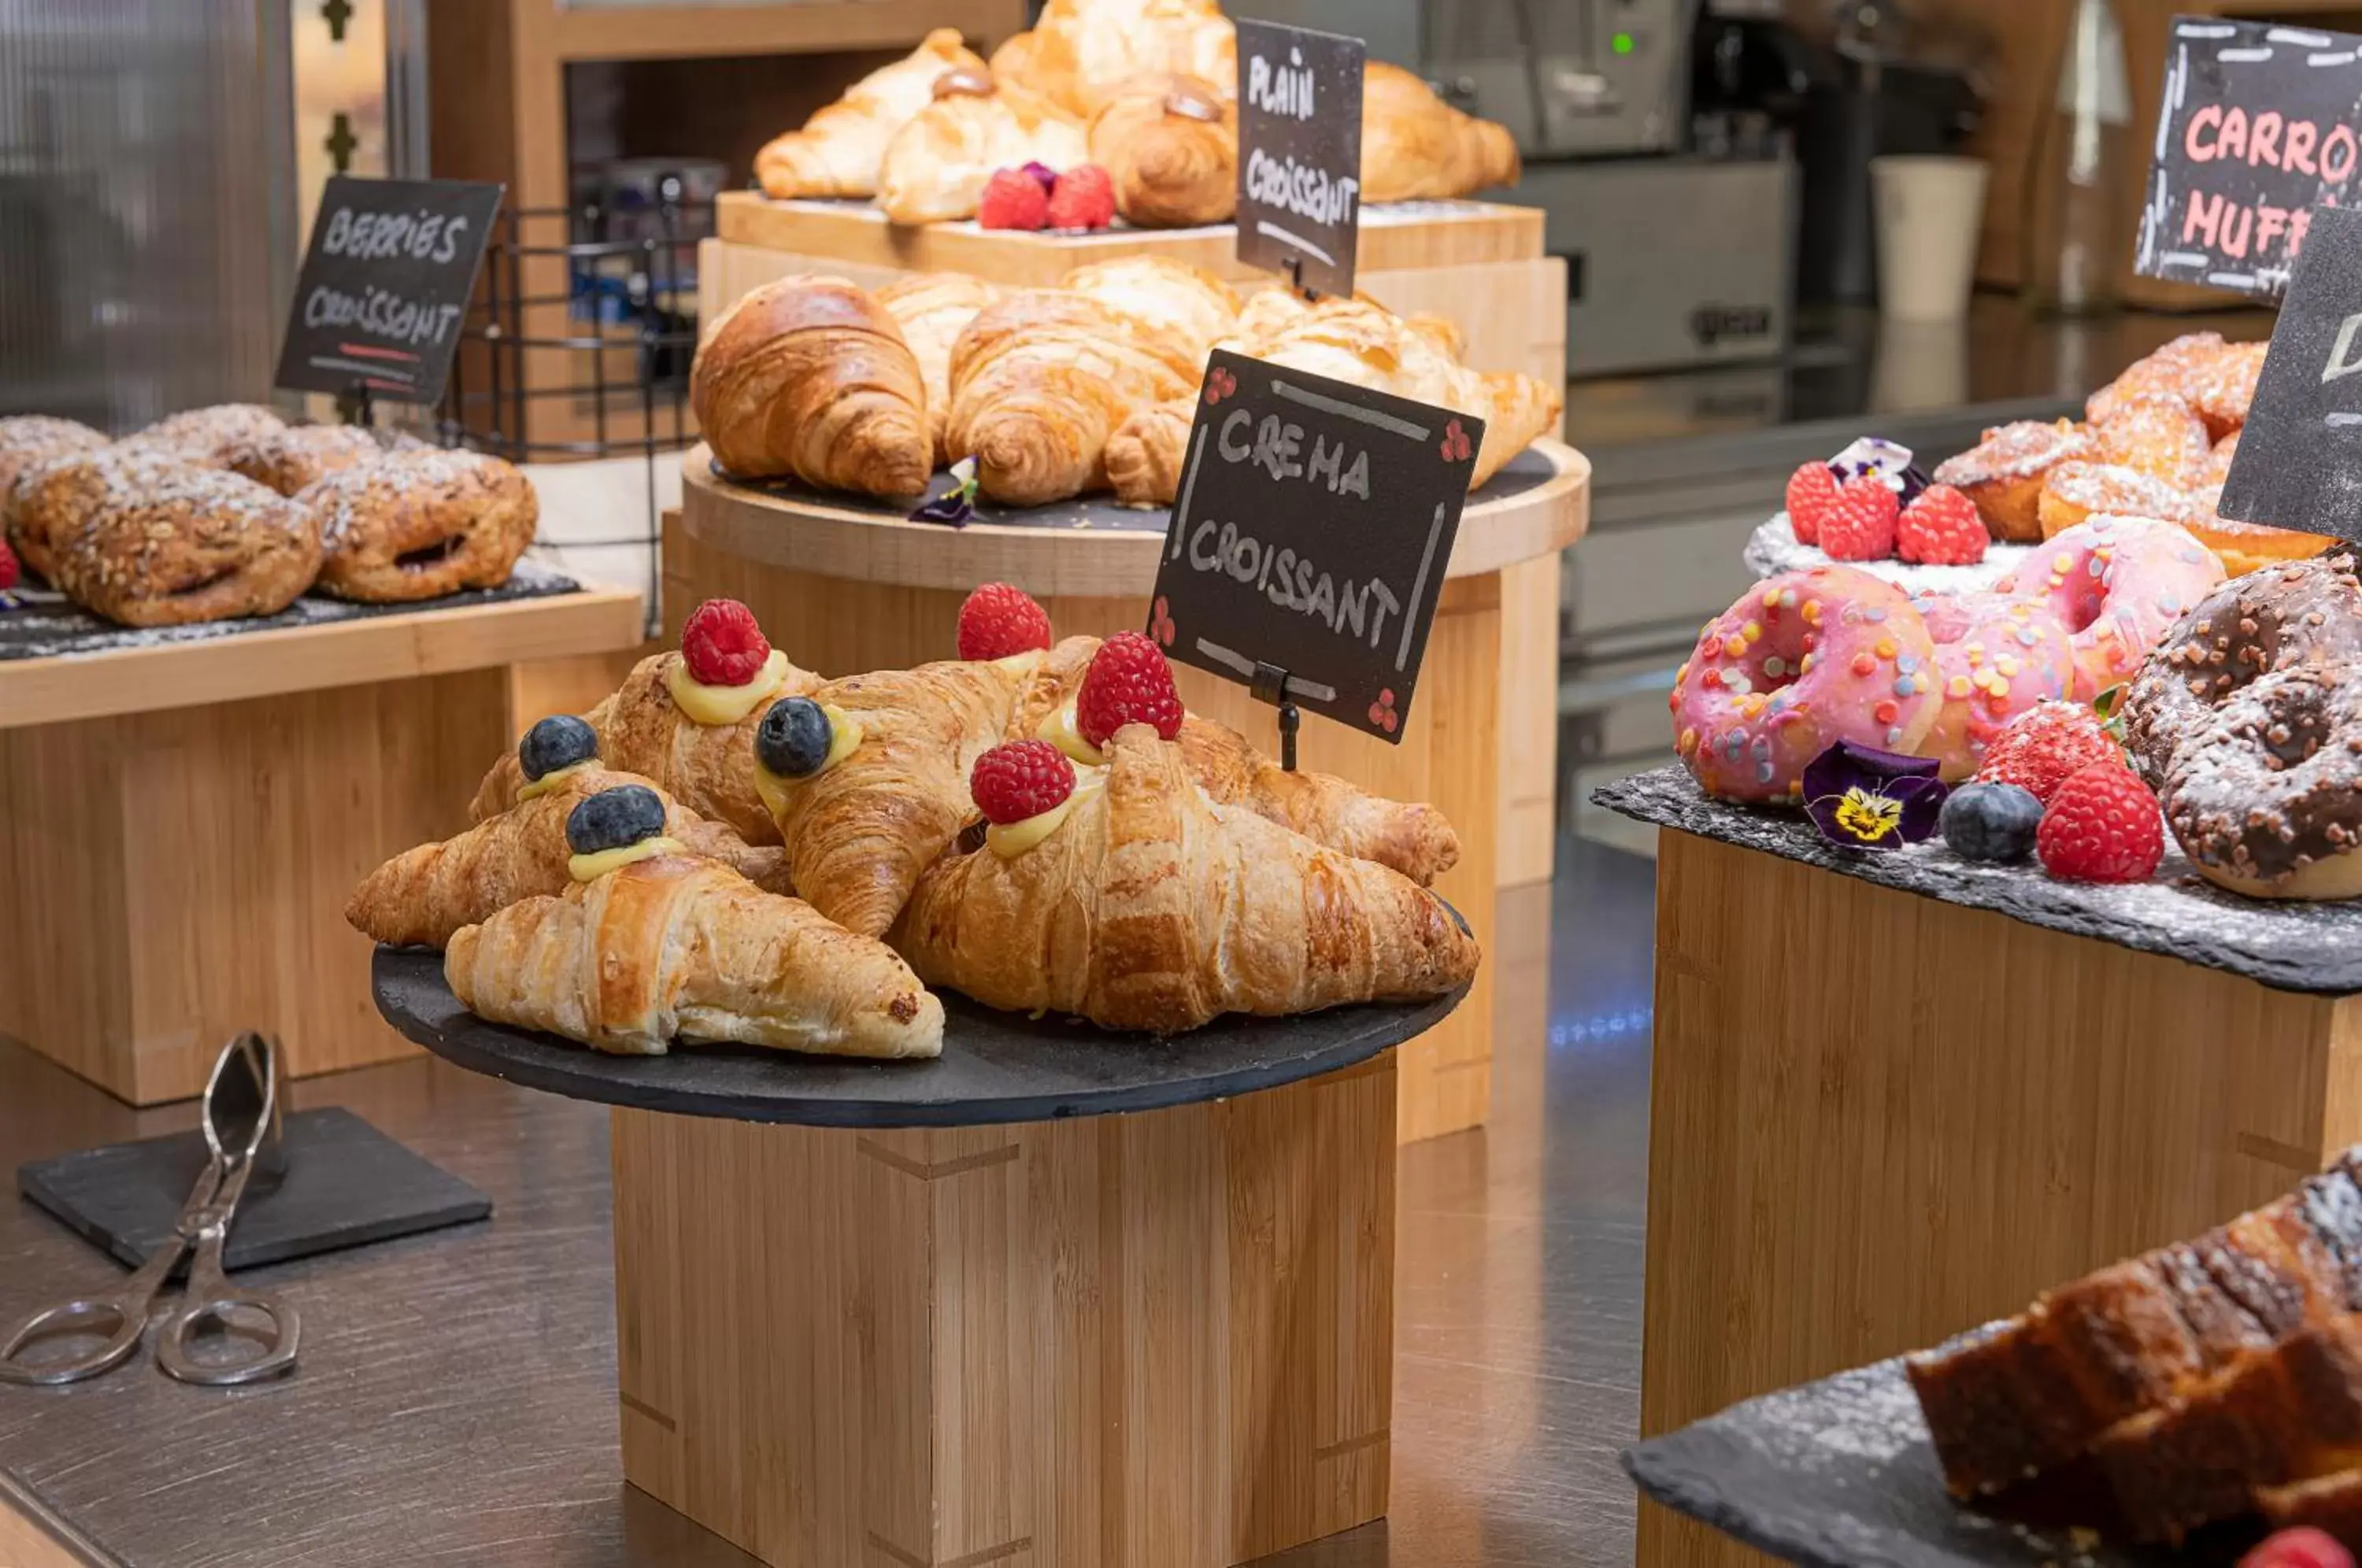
left=2217, top=202, right=2362, bottom=542
left=2135, top=17, right=2362, bottom=296
left=1147, top=348, right=1479, bottom=744
left=274, top=175, right=505, bottom=405
left=1234, top=19, right=1364, bottom=299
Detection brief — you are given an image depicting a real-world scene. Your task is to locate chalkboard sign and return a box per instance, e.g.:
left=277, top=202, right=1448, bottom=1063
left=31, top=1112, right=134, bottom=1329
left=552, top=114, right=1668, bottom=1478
left=1146, top=349, right=1479, bottom=743
left=2134, top=17, right=2362, bottom=297
left=274, top=175, right=505, bottom=405
left=1235, top=19, right=1365, bottom=299
left=2217, top=202, right=2362, bottom=542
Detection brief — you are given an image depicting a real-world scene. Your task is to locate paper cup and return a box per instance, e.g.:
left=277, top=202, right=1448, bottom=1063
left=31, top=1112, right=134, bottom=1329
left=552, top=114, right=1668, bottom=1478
left=1870, top=156, right=1988, bottom=323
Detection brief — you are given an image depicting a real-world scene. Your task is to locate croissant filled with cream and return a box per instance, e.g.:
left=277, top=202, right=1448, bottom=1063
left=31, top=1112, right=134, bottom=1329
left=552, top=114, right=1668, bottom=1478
left=754, top=29, right=986, bottom=199
left=875, top=72, right=1087, bottom=225
left=995, top=0, right=1236, bottom=118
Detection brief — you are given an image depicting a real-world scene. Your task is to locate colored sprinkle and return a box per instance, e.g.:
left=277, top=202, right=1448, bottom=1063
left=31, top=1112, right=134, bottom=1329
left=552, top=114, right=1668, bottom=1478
left=1742, top=619, right=1764, bottom=643
left=1946, top=675, right=1972, bottom=698
left=1892, top=677, right=1916, bottom=698
left=1886, top=725, right=1906, bottom=746
left=1873, top=699, right=1899, bottom=724
left=1723, top=634, right=1747, bottom=658
left=1757, top=761, right=1775, bottom=783
left=1801, top=599, right=1823, bottom=625
left=1875, top=638, right=1897, bottom=660
left=1761, top=656, right=1786, bottom=678
left=1850, top=653, right=1877, bottom=677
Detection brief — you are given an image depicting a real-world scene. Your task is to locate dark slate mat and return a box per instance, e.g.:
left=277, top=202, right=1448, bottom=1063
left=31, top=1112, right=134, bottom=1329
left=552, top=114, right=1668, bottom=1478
left=372, top=944, right=1466, bottom=1129
left=713, top=445, right=1559, bottom=536
left=1622, top=1355, right=2255, bottom=1568
left=17, top=1107, right=491, bottom=1273
left=1594, top=765, right=2362, bottom=997
left=0, top=558, right=580, bottom=663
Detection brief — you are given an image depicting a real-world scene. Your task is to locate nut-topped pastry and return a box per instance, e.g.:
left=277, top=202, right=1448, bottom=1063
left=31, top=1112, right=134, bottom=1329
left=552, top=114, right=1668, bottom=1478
left=117, top=402, right=287, bottom=467
left=299, top=447, right=536, bottom=602
left=5, top=443, right=208, bottom=582
left=48, top=464, right=320, bottom=627
left=224, top=423, right=408, bottom=497
left=0, top=415, right=107, bottom=504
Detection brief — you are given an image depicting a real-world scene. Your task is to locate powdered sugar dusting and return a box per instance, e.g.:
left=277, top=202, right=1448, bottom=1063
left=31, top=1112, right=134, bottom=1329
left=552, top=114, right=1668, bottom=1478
left=302, top=448, right=513, bottom=545
left=1932, top=421, right=2089, bottom=486
left=1748, top=512, right=2030, bottom=596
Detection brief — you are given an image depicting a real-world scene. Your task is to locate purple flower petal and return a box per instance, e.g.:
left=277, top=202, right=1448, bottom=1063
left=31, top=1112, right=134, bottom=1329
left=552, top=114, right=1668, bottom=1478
left=1020, top=161, right=1060, bottom=191
left=1801, top=739, right=1949, bottom=851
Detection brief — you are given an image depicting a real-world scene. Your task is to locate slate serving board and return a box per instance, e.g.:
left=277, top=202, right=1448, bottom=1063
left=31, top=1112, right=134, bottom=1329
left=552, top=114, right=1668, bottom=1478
left=1594, top=765, right=2362, bottom=997
left=1623, top=1355, right=2255, bottom=1568
left=18, top=1107, right=492, bottom=1272
left=372, top=944, right=1467, bottom=1129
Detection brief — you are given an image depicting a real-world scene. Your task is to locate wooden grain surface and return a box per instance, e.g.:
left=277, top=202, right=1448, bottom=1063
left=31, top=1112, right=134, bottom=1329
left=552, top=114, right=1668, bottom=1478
left=611, top=1052, right=1396, bottom=1568
left=1635, top=829, right=2362, bottom=1568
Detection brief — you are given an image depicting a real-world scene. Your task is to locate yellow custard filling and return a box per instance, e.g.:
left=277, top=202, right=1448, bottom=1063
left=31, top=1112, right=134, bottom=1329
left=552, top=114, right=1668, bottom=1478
left=665, top=648, right=790, bottom=727
left=1035, top=701, right=1106, bottom=767
left=984, top=771, right=1101, bottom=859
left=516, top=759, right=595, bottom=802
left=568, top=835, right=686, bottom=882
left=750, top=704, right=864, bottom=819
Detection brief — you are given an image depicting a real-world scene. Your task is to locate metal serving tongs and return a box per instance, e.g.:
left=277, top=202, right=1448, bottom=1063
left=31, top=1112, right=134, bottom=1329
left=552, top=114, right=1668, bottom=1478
left=0, top=1033, right=302, bottom=1387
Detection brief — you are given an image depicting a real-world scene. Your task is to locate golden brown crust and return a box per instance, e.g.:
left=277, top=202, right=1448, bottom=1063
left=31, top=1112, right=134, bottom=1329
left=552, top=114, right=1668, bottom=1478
left=49, top=464, right=320, bottom=627
left=1007, top=0, right=1235, bottom=118
left=446, top=856, right=942, bottom=1059
left=692, top=274, right=932, bottom=497
left=874, top=271, right=1004, bottom=464
left=117, top=403, right=287, bottom=467
left=1931, top=420, right=2092, bottom=543
left=753, top=28, right=987, bottom=199
left=1087, top=72, right=1237, bottom=227
left=4, top=444, right=197, bottom=580
left=1360, top=61, right=1520, bottom=202
left=2086, top=332, right=2226, bottom=425
left=873, top=79, right=1087, bottom=224
left=0, top=416, right=107, bottom=511
left=2091, top=394, right=2214, bottom=484
left=301, top=449, right=535, bottom=601
left=222, top=423, right=396, bottom=496
left=2034, top=461, right=2192, bottom=539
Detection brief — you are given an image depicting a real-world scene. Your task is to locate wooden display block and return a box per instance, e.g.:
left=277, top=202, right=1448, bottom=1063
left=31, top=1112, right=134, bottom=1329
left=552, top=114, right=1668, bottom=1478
left=609, top=1052, right=1397, bottom=1568
left=1635, top=829, right=2362, bottom=1568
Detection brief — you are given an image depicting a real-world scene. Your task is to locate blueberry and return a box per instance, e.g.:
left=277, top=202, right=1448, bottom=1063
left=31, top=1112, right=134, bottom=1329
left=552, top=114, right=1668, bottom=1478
left=565, top=785, right=667, bottom=856
left=756, top=696, right=833, bottom=778
left=520, top=714, right=598, bottom=781
left=1940, top=782, right=2044, bottom=864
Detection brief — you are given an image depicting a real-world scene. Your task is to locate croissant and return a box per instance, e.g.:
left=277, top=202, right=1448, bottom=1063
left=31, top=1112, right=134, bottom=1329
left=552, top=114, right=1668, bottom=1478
left=754, top=29, right=986, bottom=199
left=469, top=651, right=822, bottom=845
left=690, top=274, right=931, bottom=497
left=890, top=725, right=1478, bottom=1033
left=348, top=766, right=790, bottom=949
left=1008, top=0, right=1236, bottom=118
left=448, top=856, right=944, bottom=1059
left=1087, top=72, right=1237, bottom=227
left=1360, top=62, right=1520, bottom=202
left=761, top=653, right=1042, bottom=938
left=875, top=272, right=1004, bottom=464
left=1061, top=255, right=1241, bottom=361
left=874, top=75, right=1087, bottom=225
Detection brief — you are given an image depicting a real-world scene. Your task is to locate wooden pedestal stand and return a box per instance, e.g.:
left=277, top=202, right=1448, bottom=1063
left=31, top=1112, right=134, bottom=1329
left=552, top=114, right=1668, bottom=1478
left=0, top=588, right=642, bottom=1105
left=672, top=442, right=1588, bottom=1145
left=695, top=193, right=1572, bottom=892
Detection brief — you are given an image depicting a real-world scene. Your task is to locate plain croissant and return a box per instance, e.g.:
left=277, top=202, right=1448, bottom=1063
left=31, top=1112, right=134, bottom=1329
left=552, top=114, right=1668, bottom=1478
left=875, top=272, right=1004, bottom=464
left=1087, top=72, right=1237, bottom=227
left=995, top=0, right=1236, bottom=118
left=690, top=274, right=932, bottom=497
left=874, top=76, right=1087, bottom=225
left=448, top=856, right=944, bottom=1059
left=1360, top=61, right=1521, bottom=202
left=890, top=725, right=1479, bottom=1033
left=754, top=29, right=986, bottom=199
left=348, top=766, right=790, bottom=949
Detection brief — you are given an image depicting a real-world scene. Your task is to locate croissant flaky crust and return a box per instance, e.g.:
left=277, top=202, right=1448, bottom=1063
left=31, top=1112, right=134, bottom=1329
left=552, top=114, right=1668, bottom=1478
left=890, top=726, right=1479, bottom=1033
left=754, top=28, right=987, bottom=200
left=1087, top=72, right=1237, bottom=227
left=1360, top=62, right=1520, bottom=203
left=997, top=0, right=1236, bottom=119
left=348, top=764, right=790, bottom=949
left=875, top=271, right=1004, bottom=465
left=874, top=77, right=1087, bottom=225
left=447, top=856, right=943, bottom=1060
left=691, top=274, right=932, bottom=498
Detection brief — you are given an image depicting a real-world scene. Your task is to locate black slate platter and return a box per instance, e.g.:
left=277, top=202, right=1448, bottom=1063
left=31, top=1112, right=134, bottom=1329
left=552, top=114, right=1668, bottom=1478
left=372, top=945, right=1466, bottom=1129
left=1594, top=765, right=2362, bottom=997
left=0, top=559, right=579, bottom=663
left=17, top=1107, right=492, bottom=1272
left=713, top=444, right=1557, bottom=536
left=1623, top=1355, right=2255, bottom=1568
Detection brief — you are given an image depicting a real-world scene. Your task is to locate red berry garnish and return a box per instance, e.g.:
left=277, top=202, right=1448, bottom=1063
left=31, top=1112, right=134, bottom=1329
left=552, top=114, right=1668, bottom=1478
left=1816, top=475, right=1900, bottom=561
left=957, top=582, right=1053, bottom=661
left=1075, top=631, right=1184, bottom=746
left=978, top=168, right=1050, bottom=231
left=1896, top=483, right=1988, bottom=566
left=2244, top=1529, right=2356, bottom=1568
left=1046, top=164, right=1116, bottom=231
left=1785, top=462, right=1839, bottom=545
left=970, top=738, right=1075, bottom=825
left=679, top=597, right=771, bottom=686
left=0, top=538, right=18, bottom=594
left=1972, top=701, right=2118, bottom=804
left=2035, top=760, right=2164, bottom=884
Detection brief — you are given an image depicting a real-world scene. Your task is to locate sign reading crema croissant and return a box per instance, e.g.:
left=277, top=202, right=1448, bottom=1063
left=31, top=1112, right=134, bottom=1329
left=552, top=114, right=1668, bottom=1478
left=2217, top=203, right=2362, bottom=542
left=275, top=175, right=505, bottom=405
left=1234, top=18, right=1365, bottom=299
left=1146, top=349, right=1480, bottom=744
left=2136, top=17, right=2362, bottom=296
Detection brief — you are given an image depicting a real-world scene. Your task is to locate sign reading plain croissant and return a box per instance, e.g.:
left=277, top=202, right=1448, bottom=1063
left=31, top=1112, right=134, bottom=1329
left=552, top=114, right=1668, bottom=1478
left=1146, top=349, right=1482, bottom=744
left=2217, top=202, right=2362, bottom=542
left=1234, top=18, right=1365, bottom=299
left=275, top=175, right=505, bottom=405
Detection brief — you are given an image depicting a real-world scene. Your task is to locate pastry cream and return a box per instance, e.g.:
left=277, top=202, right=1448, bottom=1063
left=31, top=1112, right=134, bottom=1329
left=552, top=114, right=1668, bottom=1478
left=984, top=771, right=1101, bottom=859
left=516, top=759, right=594, bottom=802
left=751, top=704, right=864, bottom=819
left=568, top=835, right=685, bottom=882
left=1035, top=701, right=1107, bottom=767
left=665, top=648, right=790, bottom=726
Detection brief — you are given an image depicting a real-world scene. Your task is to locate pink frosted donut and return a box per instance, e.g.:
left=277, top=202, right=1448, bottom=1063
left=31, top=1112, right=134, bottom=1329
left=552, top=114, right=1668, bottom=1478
left=1672, top=565, right=1943, bottom=802
left=1991, top=515, right=2226, bottom=701
left=1906, top=591, right=2077, bottom=780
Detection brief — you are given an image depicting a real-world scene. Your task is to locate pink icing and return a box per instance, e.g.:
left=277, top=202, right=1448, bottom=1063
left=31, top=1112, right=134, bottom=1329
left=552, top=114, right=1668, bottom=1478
left=1990, top=515, right=2227, bottom=701
left=1905, top=591, right=2078, bottom=780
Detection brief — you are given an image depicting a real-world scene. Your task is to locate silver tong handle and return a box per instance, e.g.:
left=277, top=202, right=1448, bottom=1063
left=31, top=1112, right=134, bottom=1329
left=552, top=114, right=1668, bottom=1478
left=0, top=1238, right=180, bottom=1386
left=154, top=1168, right=301, bottom=1387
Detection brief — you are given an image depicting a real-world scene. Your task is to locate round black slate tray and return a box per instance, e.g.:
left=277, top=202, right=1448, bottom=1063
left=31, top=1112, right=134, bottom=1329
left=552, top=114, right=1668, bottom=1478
left=371, top=947, right=1467, bottom=1129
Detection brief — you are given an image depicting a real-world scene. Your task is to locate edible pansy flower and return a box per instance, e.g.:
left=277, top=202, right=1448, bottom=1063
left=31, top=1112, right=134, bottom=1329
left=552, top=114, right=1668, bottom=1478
left=1827, top=436, right=1931, bottom=509
left=1801, top=739, right=1949, bottom=851
left=908, top=457, right=979, bottom=527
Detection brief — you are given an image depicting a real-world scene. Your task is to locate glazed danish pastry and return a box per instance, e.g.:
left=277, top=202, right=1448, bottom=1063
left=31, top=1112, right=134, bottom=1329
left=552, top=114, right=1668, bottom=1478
left=48, top=465, right=320, bottom=627
left=299, top=448, right=535, bottom=602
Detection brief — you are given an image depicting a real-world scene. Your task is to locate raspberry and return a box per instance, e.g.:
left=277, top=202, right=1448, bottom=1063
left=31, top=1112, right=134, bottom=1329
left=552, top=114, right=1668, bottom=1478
left=1972, top=701, right=2118, bottom=803
left=1816, top=475, right=1899, bottom=561
left=1075, top=631, right=1184, bottom=746
left=2036, top=761, right=2164, bottom=883
left=978, top=168, right=1050, bottom=231
left=957, top=582, right=1053, bottom=661
left=679, top=597, right=771, bottom=686
left=970, top=738, right=1075, bottom=825
left=2244, top=1529, right=2356, bottom=1568
left=0, top=538, right=17, bottom=594
left=1046, top=164, right=1116, bottom=231
left=1784, top=461, right=1839, bottom=545
left=1896, top=484, right=1987, bottom=565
